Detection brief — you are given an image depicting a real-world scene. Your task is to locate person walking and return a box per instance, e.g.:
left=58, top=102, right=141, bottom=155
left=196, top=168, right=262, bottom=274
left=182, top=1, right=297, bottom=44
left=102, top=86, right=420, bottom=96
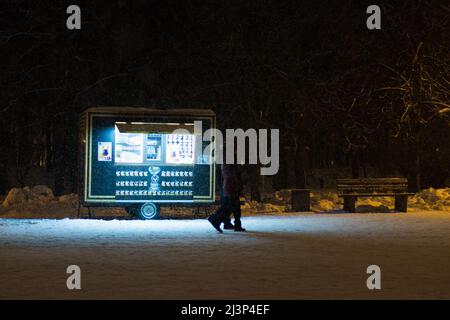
left=208, top=164, right=246, bottom=232
left=216, top=164, right=235, bottom=230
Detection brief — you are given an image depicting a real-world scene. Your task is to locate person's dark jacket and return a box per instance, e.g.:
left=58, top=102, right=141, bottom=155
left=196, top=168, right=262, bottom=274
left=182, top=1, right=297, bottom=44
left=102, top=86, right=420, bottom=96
left=220, top=164, right=243, bottom=197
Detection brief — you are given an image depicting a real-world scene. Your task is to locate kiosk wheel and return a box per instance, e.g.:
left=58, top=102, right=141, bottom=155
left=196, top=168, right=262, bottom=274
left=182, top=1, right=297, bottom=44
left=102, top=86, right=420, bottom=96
left=137, top=202, right=160, bottom=220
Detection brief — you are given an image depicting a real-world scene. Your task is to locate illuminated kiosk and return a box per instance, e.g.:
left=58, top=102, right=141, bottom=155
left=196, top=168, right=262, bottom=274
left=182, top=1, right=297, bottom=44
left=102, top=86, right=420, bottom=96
left=79, top=107, right=216, bottom=219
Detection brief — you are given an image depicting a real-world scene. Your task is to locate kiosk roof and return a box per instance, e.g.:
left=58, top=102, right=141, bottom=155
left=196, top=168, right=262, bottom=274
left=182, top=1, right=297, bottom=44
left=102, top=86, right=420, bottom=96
left=82, top=107, right=215, bottom=117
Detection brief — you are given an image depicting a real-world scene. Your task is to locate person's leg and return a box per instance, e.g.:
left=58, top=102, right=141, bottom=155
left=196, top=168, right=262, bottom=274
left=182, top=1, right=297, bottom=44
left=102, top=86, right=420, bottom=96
left=220, top=191, right=234, bottom=228
left=222, top=216, right=234, bottom=229
left=220, top=197, right=236, bottom=230
left=209, top=203, right=225, bottom=222
left=208, top=202, right=225, bottom=232
left=219, top=197, right=234, bottom=223
left=208, top=197, right=232, bottom=232
left=231, top=196, right=245, bottom=231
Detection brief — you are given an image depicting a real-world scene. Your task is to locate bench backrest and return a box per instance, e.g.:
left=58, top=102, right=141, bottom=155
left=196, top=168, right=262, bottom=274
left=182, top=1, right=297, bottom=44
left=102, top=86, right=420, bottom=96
left=336, top=178, right=408, bottom=194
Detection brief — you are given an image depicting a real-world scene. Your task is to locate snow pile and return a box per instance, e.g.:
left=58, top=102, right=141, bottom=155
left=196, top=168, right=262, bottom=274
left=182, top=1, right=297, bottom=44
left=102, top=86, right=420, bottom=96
left=57, top=193, right=79, bottom=206
left=2, top=188, right=27, bottom=207
left=410, top=188, right=450, bottom=211
left=239, top=189, right=291, bottom=214
left=1, top=185, right=83, bottom=210
left=2, top=185, right=54, bottom=208
left=310, top=191, right=340, bottom=212
left=1, top=186, right=77, bottom=218
left=354, top=197, right=392, bottom=213
left=262, top=189, right=291, bottom=205
left=241, top=200, right=285, bottom=214
left=310, top=188, right=450, bottom=213
left=261, top=189, right=342, bottom=212
left=1, top=190, right=131, bottom=219
left=260, top=188, right=450, bottom=213
left=315, top=199, right=336, bottom=211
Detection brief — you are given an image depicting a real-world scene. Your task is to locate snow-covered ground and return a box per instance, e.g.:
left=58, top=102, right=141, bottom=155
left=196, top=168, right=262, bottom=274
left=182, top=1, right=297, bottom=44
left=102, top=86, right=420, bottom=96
left=1, top=186, right=449, bottom=299
left=1, top=212, right=449, bottom=299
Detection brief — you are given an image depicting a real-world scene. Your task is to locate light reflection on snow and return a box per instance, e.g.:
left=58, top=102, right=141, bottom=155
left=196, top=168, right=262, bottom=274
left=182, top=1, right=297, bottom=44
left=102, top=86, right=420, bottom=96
left=1, top=212, right=450, bottom=299
left=0, top=213, right=449, bottom=247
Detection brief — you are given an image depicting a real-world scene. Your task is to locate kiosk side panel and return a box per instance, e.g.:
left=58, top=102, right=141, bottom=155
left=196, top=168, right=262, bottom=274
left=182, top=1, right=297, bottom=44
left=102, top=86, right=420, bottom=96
left=78, top=111, right=88, bottom=204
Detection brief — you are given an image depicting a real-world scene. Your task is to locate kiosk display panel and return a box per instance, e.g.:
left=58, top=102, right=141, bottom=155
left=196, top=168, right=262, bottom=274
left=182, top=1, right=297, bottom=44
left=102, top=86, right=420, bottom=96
left=79, top=107, right=216, bottom=219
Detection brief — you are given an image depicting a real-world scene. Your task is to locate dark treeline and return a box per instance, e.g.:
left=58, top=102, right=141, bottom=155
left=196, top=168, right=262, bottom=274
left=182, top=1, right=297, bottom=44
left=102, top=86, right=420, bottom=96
left=0, top=0, right=449, bottom=195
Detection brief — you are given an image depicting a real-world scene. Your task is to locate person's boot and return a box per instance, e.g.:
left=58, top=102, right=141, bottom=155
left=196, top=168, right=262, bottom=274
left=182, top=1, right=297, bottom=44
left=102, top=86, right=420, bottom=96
left=207, top=216, right=223, bottom=233
left=234, top=220, right=246, bottom=232
left=223, top=221, right=235, bottom=230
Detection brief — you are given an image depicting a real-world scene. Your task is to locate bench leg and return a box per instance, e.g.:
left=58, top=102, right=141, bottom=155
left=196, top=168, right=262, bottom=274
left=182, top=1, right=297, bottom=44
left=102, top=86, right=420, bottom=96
left=343, top=196, right=356, bottom=213
left=395, top=195, right=408, bottom=212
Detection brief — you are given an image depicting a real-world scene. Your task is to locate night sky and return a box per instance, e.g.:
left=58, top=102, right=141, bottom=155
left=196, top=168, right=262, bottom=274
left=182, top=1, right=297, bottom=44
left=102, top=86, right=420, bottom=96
left=0, top=1, right=448, bottom=194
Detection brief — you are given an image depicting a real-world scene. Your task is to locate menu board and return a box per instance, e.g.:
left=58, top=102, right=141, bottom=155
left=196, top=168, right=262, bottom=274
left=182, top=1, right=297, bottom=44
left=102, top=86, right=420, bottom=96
left=115, top=126, right=144, bottom=163
left=146, top=134, right=162, bottom=161
left=114, top=166, right=194, bottom=200
left=165, top=134, right=195, bottom=164
left=114, top=124, right=195, bottom=165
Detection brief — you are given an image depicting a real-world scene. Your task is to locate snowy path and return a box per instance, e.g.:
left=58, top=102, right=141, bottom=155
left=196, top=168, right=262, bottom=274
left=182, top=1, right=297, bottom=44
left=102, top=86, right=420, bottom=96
left=1, top=212, right=450, bottom=299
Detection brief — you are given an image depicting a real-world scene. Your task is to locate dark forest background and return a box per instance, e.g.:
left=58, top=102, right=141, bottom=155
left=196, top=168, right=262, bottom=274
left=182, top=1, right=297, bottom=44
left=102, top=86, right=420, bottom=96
left=0, top=0, right=449, bottom=197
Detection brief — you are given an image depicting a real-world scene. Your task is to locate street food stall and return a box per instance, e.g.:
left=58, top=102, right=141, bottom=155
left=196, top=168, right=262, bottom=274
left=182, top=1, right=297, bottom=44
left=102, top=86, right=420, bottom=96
left=79, top=107, right=216, bottom=219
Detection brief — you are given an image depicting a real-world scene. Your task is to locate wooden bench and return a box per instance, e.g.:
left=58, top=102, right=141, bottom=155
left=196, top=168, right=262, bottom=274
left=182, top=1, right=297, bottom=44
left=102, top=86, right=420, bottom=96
left=336, top=178, right=414, bottom=213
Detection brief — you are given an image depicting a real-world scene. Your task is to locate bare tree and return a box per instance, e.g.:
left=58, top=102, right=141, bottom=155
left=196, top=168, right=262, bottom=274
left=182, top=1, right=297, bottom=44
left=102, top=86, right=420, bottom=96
left=376, top=41, right=450, bottom=190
